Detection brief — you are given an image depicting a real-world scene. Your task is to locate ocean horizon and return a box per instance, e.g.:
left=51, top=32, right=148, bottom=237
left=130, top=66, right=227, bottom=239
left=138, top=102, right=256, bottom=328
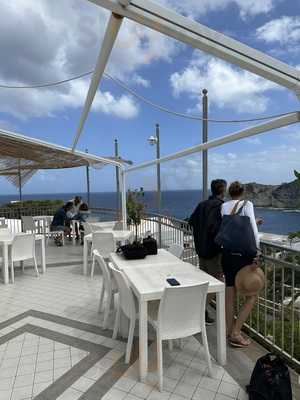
left=1, top=190, right=300, bottom=236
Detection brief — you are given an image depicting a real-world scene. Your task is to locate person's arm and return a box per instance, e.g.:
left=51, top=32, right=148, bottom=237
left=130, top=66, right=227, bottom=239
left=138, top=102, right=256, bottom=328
left=245, top=201, right=260, bottom=249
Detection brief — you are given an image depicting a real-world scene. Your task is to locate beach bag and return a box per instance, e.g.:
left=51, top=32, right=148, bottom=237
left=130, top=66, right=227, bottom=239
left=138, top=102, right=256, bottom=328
left=117, top=242, right=147, bottom=260
left=247, top=353, right=293, bottom=400
left=215, top=200, right=257, bottom=257
left=143, top=235, right=158, bottom=255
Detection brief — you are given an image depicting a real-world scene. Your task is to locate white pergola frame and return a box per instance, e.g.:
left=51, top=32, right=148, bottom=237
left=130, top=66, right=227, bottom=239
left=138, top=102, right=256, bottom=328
left=69, top=0, right=300, bottom=235
left=72, top=0, right=300, bottom=150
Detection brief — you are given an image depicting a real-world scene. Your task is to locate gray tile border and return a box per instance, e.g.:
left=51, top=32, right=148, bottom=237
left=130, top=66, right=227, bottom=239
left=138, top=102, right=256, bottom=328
left=0, top=309, right=120, bottom=339
left=0, top=311, right=139, bottom=399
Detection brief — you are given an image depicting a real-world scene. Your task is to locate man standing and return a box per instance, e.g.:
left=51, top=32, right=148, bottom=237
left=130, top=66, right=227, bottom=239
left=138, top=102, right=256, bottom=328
left=189, top=179, right=227, bottom=324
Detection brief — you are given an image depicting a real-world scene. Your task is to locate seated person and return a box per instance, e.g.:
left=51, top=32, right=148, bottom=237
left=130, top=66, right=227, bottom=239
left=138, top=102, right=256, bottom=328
left=75, top=203, right=90, bottom=245
left=69, top=196, right=83, bottom=240
left=50, top=202, right=73, bottom=246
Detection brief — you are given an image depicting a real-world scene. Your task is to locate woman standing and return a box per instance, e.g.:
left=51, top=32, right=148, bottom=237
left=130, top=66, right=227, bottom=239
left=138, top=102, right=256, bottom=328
left=221, top=181, right=261, bottom=347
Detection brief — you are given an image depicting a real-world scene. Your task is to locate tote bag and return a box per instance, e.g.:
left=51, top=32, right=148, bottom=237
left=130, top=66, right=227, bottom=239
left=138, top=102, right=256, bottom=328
left=215, top=200, right=257, bottom=257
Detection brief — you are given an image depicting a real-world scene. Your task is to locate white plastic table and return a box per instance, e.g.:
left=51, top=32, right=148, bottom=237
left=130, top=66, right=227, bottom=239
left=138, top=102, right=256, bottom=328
left=0, top=233, right=46, bottom=284
left=110, top=249, right=181, bottom=270
left=82, top=230, right=133, bottom=275
left=110, top=256, right=226, bottom=381
left=90, top=221, right=117, bottom=230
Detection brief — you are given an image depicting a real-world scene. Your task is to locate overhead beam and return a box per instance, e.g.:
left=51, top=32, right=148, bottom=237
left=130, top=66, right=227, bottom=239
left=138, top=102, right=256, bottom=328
left=72, top=12, right=123, bottom=150
left=88, top=0, right=300, bottom=92
left=125, top=112, right=300, bottom=173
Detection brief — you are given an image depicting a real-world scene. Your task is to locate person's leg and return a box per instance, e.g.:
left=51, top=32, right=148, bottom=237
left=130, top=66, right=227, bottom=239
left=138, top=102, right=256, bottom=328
left=225, top=287, right=236, bottom=336
left=230, top=295, right=256, bottom=346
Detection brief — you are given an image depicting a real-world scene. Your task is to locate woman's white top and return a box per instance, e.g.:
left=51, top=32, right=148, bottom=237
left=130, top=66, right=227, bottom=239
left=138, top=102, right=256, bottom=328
left=221, top=200, right=260, bottom=249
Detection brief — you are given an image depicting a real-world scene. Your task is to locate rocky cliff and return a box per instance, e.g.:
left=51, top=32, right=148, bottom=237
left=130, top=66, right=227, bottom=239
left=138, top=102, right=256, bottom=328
left=244, top=180, right=300, bottom=208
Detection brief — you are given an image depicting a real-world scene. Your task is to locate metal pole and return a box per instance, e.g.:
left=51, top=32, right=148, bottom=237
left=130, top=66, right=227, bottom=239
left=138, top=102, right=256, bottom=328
left=18, top=159, right=22, bottom=201
left=156, top=123, right=162, bottom=247
left=115, top=139, right=121, bottom=220
left=85, top=149, right=91, bottom=206
left=202, top=89, right=208, bottom=200
left=120, top=169, right=127, bottom=229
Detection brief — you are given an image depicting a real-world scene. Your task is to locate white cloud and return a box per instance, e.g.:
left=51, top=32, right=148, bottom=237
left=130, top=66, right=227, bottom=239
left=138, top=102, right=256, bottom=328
left=0, top=79, right=138, bottom=120
left=0, top=0, right=177, bottom=120
left=246, top=137, right=262, bottom=145
left=157, top=0, right=277, bottom=19
left=159, top=141, right=300, bottom=190
left=170, top=52, right=280, bottom=114
left=130, top=74, right=151, bottom=88
left=256, top=16, right=300, bottom=45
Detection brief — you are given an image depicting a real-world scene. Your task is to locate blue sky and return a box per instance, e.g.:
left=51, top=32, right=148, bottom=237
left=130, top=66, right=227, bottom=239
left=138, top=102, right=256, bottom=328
left=0, top=0, right=300, bottom=195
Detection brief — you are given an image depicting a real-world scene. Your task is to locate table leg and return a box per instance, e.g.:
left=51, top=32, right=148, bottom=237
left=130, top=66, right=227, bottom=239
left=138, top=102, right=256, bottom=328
left=83, top=237, right=88, bottom=275
left=216, top=290, right=226, bottom=365
left=139, top=300, right=148, bottom=381
left=40, top=237, right=46, bottom=274
left=3, top=243, right=9, bottom=284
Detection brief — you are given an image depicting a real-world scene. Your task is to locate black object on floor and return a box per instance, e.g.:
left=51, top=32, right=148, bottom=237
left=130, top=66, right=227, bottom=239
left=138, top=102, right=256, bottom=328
left=247, top=353, right=293, bottom=400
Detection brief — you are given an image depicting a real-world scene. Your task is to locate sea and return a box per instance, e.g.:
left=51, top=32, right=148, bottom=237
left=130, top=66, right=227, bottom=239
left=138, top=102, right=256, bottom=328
left=0, top=190, right=300, bottom=236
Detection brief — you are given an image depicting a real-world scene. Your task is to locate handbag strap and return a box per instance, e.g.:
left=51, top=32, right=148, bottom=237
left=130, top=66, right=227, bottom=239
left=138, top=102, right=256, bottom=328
left=230, top=200, right=242, bottom=215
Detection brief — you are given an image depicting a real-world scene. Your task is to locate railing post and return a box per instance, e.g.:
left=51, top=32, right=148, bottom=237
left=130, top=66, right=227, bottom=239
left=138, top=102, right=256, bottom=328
left=202, top=89, right=208, bottom=200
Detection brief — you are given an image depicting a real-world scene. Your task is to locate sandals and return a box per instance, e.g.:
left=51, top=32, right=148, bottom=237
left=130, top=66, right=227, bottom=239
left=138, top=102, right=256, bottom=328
left=229, top=334, right=251, bottom=348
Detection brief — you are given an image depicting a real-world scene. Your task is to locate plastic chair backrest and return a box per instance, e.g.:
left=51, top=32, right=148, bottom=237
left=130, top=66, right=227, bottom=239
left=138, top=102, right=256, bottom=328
left=94, top=251, right=114, bottom=294
left=82, top=222, right=93, bottom=235
left=92, top=232, right=115, bottom=258
left=113, top=221, right=123, bottom=231
left=11, top=233, right=35, bottom=262
left=109, top=262, right=136, bottom=319
left=157, top=282, right=209, bottom=340
left=168, top=244, right=184, bottom=259
left=21, top=216, right=36, bottom=233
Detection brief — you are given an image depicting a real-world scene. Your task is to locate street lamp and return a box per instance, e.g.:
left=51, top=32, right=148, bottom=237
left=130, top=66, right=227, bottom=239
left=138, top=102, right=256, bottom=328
left=148, top=123, right=162, bottom=246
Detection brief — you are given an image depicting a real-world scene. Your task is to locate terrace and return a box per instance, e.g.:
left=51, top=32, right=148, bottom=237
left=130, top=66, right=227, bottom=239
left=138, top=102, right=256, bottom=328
left=0, top=205, right=299, bottom=400
left=1, top=0, right=300, bottom=399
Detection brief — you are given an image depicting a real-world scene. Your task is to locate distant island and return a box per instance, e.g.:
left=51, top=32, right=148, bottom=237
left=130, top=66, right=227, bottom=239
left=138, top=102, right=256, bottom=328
left=244, top=180, right=300, bottom=209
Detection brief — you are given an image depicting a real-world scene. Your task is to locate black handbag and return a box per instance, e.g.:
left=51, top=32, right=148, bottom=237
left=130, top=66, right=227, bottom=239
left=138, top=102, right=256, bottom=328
left=215, top=200, right=257, bottom=257
left=117, top=243, right=147, bottom=260
left=247, top=353, right=293, bottom=400
left=143, top=235, right=158, bottom=255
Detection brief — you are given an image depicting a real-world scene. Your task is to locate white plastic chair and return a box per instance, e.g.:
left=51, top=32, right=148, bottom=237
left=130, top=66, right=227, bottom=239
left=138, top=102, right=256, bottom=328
left=10, top=233, right=39, bottom=283
left=94, top=251, right=118, bottom=329
left=109, top=262, right=138, bottom=363
left=21, top=216, right=37, bottom=233
left=91, top=232, right=115, bottom=277
left=168, top=244, right=184, bottom=259
left=113, top=221, right=123, bottom=231
left=148, top=282, right=212, bottom=391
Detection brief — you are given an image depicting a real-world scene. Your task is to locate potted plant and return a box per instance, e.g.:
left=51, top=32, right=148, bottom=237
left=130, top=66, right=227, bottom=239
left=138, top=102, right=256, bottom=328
left=127, top=188, right=145, bottom=242
left=121, top=188, right=147, bottom=259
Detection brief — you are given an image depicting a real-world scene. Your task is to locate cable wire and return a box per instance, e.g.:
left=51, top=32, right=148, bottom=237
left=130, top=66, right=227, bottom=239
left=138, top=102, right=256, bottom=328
left=0, top=70, right=298, bottom=123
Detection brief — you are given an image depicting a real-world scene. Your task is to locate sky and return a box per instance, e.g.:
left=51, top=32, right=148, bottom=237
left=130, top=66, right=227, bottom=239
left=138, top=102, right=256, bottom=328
left=0, top=0, right=300, bottom=195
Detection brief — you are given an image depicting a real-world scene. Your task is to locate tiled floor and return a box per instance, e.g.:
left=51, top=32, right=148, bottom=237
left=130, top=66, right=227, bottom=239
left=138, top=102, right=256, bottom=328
left=0, top=265, right=248, bottom=400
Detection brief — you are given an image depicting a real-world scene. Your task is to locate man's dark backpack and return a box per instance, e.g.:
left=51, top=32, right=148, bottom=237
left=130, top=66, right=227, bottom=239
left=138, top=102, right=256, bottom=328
left=247, top=353, right=293, bottom=400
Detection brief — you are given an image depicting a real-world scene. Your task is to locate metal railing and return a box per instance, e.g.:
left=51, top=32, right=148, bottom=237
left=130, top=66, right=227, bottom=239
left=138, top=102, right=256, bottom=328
left=136, top=212, right=300, bottom=371
left=0, top=206, right=119, bottom=233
